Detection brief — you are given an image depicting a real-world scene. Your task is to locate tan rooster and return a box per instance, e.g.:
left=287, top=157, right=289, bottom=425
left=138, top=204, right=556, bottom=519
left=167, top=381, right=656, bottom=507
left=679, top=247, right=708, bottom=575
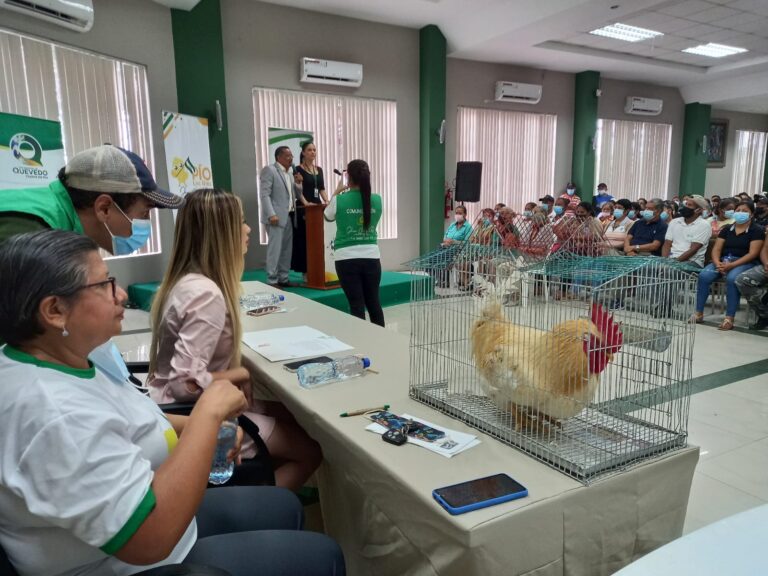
left=471, top=300, right=623, bottom=432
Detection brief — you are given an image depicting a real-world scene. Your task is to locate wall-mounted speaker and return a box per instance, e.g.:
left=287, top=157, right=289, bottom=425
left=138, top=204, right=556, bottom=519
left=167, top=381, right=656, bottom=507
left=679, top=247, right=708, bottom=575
left=455, top=161, right=482, bottom=203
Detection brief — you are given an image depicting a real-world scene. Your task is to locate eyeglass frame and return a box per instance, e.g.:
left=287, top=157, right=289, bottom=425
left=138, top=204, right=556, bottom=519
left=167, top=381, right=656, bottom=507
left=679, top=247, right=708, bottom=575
left=77, top=277, right=118, bottom=300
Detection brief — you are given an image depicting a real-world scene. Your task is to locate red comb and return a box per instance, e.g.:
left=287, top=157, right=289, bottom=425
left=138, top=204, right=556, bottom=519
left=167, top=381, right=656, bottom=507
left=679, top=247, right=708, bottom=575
left=590, top=303, right=623, bottom=353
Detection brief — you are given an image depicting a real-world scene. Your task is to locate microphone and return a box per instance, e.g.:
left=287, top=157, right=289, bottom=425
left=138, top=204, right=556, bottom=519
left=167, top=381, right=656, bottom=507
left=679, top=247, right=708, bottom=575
left=333, top=168, right=343, bottom=176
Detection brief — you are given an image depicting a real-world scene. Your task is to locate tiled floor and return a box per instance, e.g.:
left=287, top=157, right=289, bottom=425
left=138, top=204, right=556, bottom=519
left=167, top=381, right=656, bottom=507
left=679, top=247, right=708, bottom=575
left=118, top=299, right=768, bottom=536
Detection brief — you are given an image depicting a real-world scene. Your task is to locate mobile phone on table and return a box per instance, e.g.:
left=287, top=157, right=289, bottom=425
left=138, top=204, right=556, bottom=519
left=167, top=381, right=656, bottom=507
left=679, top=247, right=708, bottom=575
left=433, top=473, right=528, bottom=515
left=283, top=356, right=333, bottom=372
left=367, top=410, right=446, bottom=442
left=247, top=305, right=281, bottom=317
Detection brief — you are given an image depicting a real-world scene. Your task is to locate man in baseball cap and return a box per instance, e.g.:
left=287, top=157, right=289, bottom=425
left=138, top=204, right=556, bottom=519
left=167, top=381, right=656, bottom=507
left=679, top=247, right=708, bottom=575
left=0, top=144, right=183, bottom=254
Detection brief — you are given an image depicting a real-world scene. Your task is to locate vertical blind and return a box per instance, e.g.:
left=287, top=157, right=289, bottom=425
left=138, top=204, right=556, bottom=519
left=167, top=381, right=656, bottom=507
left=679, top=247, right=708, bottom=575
left=731, top=130, right=767, bottom=197
left=595, top=118, right=672, bottom=201
left=0, top=28, right=159, bottom=258
left=456, top=106, right=556, bottom=216
left=253, top=88, right=398, bottom=242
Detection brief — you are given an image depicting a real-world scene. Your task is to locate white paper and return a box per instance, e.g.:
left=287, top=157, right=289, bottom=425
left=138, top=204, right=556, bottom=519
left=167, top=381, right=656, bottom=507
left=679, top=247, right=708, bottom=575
left=242, top=325, right=353, bottom=362
left=366, top=413, right=480, bottom=458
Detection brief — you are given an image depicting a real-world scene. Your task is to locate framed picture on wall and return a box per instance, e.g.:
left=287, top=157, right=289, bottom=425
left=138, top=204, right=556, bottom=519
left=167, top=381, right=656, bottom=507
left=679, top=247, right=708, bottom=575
left=707, top=119, right=728, bottom=168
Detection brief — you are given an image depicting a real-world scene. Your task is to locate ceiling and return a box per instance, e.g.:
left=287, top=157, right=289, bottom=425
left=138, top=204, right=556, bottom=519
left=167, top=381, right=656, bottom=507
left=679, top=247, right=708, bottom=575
left=254, top=0, right=768, bottom=114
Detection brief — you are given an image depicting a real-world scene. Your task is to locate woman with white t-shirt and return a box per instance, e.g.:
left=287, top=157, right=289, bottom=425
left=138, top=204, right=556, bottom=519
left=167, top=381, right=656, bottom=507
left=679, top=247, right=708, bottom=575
left=0, top=230, right=344, bottom=576
left=604, top=199, right=635, bottom=251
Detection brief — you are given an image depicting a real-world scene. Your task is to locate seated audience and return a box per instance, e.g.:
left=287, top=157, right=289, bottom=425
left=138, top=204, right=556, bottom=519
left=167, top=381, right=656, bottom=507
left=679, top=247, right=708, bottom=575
left=593, top=182, right=614, bottom=208
left=637, top=197, right=647, bottom=211
left=710, top=197, right=736, bottom=234
left=497, top=207, right=521, bottom=247
left=521, top=202, right=536, bottom=219
left=661, top=195, right=711, bottom=268
left=604, top=199, right=635, bottom=250
left=624, top=198, right=667, bottom=256
left=539, top=195, right=554, bottom=217
left=692, top=201, right=765, bottom=330
left=148, top=188, right=321, bottom=491
left=710, top=194, right=721, bottom=214
left=473, top=207, right=499, bottom=245
left=754, top=196, right=768, bottom=228
left=0, top=230, right=344, bottom=576
left=550, top=197, right=571, bottom=223
left=629, top=202, right=641, bottom=220
left=735, top=234, right=768, bottom=330
left=518, top=208, right=556, bottom=257
left=597, top=200, right=615, bottom=224
left=559, top=182, right=580, bottom=212
left=662, top=201, right=677, bottom=222
left=443, top=205, right=473, bottom=245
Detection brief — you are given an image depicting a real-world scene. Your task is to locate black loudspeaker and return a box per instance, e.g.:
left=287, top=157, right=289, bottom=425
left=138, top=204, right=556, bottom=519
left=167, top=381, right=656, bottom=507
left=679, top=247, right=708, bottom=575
left=455, top=162, right=482, bottom=202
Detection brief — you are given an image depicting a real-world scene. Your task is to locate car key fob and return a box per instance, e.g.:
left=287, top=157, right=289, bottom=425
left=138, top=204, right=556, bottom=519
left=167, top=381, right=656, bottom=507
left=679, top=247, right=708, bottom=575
left=382, top=428, right=408, bottom=446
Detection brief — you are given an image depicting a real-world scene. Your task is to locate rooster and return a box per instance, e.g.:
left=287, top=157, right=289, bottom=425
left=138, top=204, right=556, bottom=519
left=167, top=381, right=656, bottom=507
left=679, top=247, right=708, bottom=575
left=470, top=300, right=623, bottom=432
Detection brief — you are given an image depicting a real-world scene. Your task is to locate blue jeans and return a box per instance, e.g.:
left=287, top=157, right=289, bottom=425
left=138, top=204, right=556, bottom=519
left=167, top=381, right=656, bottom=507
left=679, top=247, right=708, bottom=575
left=696, top=263, right=755, bottom=317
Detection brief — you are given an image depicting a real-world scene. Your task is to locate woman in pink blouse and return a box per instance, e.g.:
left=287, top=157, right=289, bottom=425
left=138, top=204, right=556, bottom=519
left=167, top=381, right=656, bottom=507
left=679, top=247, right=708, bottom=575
left=147, top=188, right=321, bottom=491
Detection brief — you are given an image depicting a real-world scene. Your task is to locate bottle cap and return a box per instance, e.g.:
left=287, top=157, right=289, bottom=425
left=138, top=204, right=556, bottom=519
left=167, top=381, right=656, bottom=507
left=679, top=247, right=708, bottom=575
left=362, top=357, right=371, bottom=369
left=278, top=295, right=285, bottom=301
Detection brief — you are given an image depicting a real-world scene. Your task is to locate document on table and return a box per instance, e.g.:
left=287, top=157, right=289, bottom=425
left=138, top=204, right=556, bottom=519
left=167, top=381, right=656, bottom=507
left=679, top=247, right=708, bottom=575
left=367, top=414, right=480, bottom=458
left=242, top=325, right=353, bottom=362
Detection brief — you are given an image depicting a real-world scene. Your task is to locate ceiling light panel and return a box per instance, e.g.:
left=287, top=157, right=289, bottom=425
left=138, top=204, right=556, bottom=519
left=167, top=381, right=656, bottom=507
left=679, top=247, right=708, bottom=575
left=590, top=23, right=663, bottom=42
left=682, top=42, right=748, bottom=57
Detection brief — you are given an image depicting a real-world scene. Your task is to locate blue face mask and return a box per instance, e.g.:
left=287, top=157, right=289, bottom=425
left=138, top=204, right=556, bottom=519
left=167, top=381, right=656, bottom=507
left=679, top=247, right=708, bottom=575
left=540, top=203, right=549, bottom=210
left=660, top=211, right=670, bottom=221
left=566, top=188, right=576, bottom=196
left=107, top=204, right=152, bottom=255
left=627, top=210, right=636, bottom=219
left=554, top=205, right=564, bottom=216
left=523, top=210, right=533, bottom=218
left=89, top=341, right=130, bottom=384
left=733, top=212, right=750, bottom=224
left=641, top=210, right=655, bottom=221
left=724, top=210, right=735, bottom=219
left=702, top=209, right=710, bottom=218
left=613, top=209, right=624, bottom=219
left=483, top=218, right=491, bottom=226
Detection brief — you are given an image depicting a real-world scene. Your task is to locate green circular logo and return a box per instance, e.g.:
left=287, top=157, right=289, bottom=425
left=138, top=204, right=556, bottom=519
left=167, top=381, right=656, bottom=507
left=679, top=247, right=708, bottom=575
left=10, top=133, right=43, bottom=167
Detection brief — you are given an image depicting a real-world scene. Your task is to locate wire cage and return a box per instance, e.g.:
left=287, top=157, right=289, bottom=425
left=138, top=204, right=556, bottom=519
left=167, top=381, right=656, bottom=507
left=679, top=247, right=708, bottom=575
left=409, top=249, right=699, bottom=483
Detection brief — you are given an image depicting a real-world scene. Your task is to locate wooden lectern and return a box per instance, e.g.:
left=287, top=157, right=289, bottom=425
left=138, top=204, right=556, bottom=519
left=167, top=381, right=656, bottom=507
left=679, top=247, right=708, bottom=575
left=302, top=204, right=339, bottom=290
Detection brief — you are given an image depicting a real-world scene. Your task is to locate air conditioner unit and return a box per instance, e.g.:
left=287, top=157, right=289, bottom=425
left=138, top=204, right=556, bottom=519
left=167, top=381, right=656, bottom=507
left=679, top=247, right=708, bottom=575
left=494, top=81, right=542, bottom=104
left=300, top=57, right=363, bottom=88
left=625, top=96, right=663, bottom=116
left=0, top=0, right=93, bottom=32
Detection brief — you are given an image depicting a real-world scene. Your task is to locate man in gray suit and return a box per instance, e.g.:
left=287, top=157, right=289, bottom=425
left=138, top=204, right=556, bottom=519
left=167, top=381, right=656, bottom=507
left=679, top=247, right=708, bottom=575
left=260, top=145, right=302, bottom=287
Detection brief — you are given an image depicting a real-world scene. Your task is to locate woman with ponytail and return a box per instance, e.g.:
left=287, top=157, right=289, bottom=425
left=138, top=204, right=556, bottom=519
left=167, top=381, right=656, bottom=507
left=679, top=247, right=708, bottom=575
left=324, top=159, right=384, bottom=326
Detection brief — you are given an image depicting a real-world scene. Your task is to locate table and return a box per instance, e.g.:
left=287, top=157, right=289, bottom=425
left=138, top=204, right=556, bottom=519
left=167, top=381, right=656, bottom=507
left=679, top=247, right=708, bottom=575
left=239, top=281, right=699, bottom=576
left=613, top=504, right=768, bottom=576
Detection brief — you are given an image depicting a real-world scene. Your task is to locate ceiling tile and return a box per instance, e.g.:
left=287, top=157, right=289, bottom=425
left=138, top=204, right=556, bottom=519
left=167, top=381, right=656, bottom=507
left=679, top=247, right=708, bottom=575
left=621, top=12, right=673, bottom=29
left=715, top=10, right=759, bottom=28
left=733, top=33, right=768, bottom=51
left=698, top=29, right=742, bottom=42
left=676, top=23, right=721, bottom=38
left=686, top=5, right=741, bottom=22
left=649, top=34, right=698, bottom=49
left=729, top=17, right=768, bottom=34
left=729, top=0, right=768, bottom=16
left=643, top=14, right=699, bottom=33
left=657, top=0, right=716, bottom=18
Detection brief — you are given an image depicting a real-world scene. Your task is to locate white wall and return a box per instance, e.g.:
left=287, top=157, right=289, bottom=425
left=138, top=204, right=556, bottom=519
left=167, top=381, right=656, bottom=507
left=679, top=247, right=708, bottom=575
left=597, top=77, right=685, bottom=200
left=1, top=0, right=178, bottom=286
left=705, top=109, right=768, bottom=198
left=446, top=58, right=575, bottom=206
left=220, top=0, right=420, bottom=271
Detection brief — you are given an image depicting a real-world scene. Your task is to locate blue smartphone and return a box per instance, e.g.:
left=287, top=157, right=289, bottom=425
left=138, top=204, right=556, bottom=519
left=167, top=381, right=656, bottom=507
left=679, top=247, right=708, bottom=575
left=433, top=473, right=528, bottom=515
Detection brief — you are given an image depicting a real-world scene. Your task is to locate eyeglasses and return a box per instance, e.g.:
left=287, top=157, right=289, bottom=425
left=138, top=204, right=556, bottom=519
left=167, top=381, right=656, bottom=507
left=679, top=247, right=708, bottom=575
left=78, top=277, right=117, bottom=300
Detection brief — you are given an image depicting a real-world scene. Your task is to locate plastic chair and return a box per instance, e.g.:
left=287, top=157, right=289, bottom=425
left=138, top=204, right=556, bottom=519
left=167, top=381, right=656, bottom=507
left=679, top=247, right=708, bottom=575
left=127, top=362, right=275, bottom=487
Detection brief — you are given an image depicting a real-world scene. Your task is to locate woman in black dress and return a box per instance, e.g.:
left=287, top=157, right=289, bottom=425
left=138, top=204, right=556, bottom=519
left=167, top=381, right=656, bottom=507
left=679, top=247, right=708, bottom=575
left=292, top=141, right=329, bottom=279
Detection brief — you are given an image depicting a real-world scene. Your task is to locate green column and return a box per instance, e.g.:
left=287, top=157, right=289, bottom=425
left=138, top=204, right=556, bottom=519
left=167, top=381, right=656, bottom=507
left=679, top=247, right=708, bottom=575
left=762, top=146, right=768, bottom=194
left=171, top=0, right=231, bottom=190
left=679, top=103, right=711, bottom=197
left=419, top=25, right=446, bottom=253
left=571, top=71, right=600, bottom=200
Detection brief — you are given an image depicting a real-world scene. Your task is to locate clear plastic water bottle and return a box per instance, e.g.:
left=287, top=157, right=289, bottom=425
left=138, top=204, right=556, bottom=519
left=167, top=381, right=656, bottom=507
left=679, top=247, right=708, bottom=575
left=209, top=418, right=238, bottom=485
left=240, top=292, right=285, bottom=310
left=297, top=356, right=371, bottom=389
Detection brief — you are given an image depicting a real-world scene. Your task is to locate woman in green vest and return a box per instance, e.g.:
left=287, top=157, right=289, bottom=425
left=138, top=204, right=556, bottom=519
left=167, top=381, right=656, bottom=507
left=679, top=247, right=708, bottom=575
left=324, top=159, right=384, bottom=327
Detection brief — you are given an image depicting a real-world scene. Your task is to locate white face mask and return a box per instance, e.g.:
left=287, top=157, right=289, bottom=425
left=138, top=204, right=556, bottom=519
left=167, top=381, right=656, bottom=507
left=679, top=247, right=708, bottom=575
left=455, top=214, right=465, bottom=223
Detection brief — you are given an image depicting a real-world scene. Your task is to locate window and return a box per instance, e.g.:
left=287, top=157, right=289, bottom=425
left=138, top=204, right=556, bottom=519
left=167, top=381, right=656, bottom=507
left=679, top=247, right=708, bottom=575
left=0, top=28, right=159, bottom=258
left=253, top=88, right=397, bottom=242
left=731, top=130, right=767, bottom=197
left=456, top=106, right=556, bottom=215
left=595, top=118, right=672, bottom=201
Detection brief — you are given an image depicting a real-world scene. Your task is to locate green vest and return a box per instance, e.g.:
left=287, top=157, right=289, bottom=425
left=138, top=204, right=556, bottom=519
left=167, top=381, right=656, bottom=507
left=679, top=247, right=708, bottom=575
left=0, top=180, right=83, bottom=239
left=334, top=190, right=382, bottom=250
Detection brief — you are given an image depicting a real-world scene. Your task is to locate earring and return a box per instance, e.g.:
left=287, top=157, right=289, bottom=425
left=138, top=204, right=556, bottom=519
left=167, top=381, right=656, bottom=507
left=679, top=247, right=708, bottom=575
left=62, top=326, right=69, bottom=337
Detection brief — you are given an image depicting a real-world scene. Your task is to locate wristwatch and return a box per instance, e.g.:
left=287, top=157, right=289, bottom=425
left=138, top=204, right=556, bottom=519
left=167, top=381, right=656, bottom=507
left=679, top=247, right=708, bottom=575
left=634, top=245, right=640, bottom=251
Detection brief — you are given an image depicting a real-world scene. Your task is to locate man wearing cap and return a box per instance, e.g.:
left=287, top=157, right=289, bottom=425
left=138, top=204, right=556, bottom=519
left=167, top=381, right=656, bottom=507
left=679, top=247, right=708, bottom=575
left=0, top=144, right=183, bottom=253
left=539, top=195, right=554, bottom=218
left=661, top=195, right=712, bottom=267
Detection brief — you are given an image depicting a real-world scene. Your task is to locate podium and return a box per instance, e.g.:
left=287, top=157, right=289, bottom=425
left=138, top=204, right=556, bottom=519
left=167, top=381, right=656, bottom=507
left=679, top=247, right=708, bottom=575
left=302, top=204, right=339, bottom=290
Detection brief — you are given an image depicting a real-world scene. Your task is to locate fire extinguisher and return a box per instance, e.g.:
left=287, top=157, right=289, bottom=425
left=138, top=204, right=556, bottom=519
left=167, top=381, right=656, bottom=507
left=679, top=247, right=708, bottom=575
left=444, top=185, right=454, bottom=219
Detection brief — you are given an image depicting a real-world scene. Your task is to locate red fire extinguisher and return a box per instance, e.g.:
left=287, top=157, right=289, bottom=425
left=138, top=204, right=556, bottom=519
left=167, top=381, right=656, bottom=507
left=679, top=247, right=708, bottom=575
left=444, top=184, right=454, bottom=219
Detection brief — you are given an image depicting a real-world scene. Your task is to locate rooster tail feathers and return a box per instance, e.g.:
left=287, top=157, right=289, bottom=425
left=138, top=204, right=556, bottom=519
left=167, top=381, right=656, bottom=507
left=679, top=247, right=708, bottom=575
left=478, top=298, right=504, bottom=325
left=590, top=303, right=623, bottom=353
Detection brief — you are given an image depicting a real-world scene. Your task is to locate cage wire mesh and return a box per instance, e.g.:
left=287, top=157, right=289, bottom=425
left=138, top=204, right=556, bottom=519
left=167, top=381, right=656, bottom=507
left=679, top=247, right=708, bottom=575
left=408, top=217, right=698, bottom=483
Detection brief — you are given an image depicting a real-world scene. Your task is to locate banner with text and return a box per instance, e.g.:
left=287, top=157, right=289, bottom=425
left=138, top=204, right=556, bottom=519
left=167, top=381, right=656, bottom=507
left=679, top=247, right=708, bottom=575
left=162, top=111, right=213, bottom=198
left=267, top=127, right=338, bottom=283
left=0, top=112, right=64, bottom=190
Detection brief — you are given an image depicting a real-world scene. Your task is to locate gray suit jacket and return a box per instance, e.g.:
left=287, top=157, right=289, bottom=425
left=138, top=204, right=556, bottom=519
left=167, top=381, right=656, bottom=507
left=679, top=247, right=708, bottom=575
left=259, top=162, right=301, bottom=228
